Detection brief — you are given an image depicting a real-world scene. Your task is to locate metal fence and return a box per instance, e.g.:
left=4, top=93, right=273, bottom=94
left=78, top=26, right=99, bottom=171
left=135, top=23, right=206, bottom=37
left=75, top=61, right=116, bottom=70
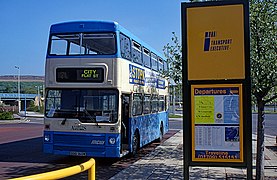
left=9, top=158, right=95, bottom=180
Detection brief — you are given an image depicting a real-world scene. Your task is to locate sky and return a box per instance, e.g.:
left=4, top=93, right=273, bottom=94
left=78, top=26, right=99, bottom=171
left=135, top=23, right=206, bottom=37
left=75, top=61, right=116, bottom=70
left=0, top=0, right=186, bottom=76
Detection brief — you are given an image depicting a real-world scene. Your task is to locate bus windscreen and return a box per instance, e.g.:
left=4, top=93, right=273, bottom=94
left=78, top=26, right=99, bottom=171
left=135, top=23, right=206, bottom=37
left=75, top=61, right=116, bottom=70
left=45, top=89, right=118, bottom=123
left=49, top=33, right=116, bottom=56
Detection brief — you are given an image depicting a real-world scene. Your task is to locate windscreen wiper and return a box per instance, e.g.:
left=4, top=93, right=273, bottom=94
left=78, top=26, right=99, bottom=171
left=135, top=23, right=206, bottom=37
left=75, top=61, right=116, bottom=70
left=83, top=109, right=99, bottom=126
left=61, top=118, right=67, bottom=125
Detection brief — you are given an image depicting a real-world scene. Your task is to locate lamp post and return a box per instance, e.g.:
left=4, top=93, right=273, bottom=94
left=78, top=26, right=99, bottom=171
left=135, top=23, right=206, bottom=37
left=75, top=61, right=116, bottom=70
left=42, top=84, right=44, bottom=99
left=15, top=66, right=21, bottom=113
left=35, top=85, right=41, bottom=111
left=35, top=86, right=40, bottom=96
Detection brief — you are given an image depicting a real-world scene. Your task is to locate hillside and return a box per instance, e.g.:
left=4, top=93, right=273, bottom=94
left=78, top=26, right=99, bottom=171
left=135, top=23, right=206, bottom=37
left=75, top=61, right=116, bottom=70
left=0, top=75, right=44, bottom=82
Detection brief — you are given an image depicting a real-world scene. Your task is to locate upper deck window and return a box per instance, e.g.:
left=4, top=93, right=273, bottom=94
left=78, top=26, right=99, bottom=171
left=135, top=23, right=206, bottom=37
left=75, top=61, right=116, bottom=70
left=158, top=57, right=164, bottom=72
left=132, top=41, right=142, bottom=64
left=49, top=33, right=116, bottom=56
left=164, top=59, right=168, bottom=71
left=120, top=33, right=131, bottom=60
left=143, top=48, right=151, bottom=68
left=151, top=53, right=158, bottom=71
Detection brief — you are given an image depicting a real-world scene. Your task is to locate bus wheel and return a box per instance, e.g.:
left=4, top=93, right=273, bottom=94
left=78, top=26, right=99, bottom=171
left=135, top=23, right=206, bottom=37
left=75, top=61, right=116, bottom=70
left=158, top=124, right=164, bottom=142
left=132, top=131, right=140, bottom=156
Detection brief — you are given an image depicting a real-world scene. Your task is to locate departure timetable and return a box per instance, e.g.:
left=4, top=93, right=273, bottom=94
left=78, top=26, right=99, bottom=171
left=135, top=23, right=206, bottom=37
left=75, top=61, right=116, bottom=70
left=191, top=84, right=243, bottom=162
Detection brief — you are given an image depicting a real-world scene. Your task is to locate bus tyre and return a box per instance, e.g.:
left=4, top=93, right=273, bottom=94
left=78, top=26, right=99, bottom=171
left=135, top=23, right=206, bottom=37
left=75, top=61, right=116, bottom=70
left=132, top=131, right=139, bottom=156
left=158, top=124, right=164, bottom=142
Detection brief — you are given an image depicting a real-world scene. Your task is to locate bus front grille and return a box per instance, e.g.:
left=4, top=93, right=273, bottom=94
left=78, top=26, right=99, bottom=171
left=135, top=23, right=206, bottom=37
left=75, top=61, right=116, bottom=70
left=53, top=133, right=106, bottom=146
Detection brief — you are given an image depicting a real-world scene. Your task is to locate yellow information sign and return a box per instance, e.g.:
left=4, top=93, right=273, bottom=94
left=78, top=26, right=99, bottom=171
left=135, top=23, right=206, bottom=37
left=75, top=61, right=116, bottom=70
left=187, top=5, right=245, bottom=80
left=195, top=96, right=214, bottom=124
left=191, top=84, right=243, bottom=162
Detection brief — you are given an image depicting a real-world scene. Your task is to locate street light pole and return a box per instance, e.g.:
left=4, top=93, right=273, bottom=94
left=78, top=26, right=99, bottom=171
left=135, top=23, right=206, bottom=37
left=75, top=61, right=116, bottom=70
left=15, top=66, right=21, bottom=113
left=36, top=86, right=40, bottom=96
left=35, top=85, right=41, bottom=111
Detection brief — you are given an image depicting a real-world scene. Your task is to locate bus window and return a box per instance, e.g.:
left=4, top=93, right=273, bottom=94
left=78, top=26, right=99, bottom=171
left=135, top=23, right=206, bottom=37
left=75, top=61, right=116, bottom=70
left=120, top=33, right=131, bottom=60
left=164, top=60, right=168, bottom=73
left=151, top=53, right=158, bottom=71
left=132, top=41, right=142, bottom=65
left=45, top=90, right=62, bottom=117
left=83, top=33, right=116, bottom=55
left=143, top=94, right=151, bottom=114
left=159, top=96, right=165, bottom=112
left=70, top=41, right=85, bottom=55
left=49, top=33, right=116, bottom=56
left=165, top=95, right=169, bottom=111
left=158, top=57, right=164, bottom=72
left=132, top=94, right=143, bottom=116
left=45, top=89, right=118, bottom=123
left=151, top=95, right=159, bottom=113
left=50, top=36, right=68, bottom=55
left=143, top=48, right=151, bottom=68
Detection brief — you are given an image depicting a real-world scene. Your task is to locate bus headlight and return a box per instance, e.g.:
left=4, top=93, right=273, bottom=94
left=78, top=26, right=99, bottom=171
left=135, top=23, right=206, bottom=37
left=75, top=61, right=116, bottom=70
left=44, top=134, right=51, bottom=142
left=108, top=137, right=116, bottom=145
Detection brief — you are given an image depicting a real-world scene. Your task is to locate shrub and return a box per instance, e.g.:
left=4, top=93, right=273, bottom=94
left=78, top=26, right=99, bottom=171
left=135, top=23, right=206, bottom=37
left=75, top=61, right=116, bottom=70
left=0, top=112, right=14, bottom=120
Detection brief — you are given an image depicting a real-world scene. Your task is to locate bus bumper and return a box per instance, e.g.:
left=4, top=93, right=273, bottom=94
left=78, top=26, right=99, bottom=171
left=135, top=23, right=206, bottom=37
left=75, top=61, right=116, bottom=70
left=43, top=131, right=121, bottom=158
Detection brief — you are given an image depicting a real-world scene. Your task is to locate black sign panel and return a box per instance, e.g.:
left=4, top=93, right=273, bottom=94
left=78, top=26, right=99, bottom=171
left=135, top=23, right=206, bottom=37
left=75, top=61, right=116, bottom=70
left=56, top=68, right=104, bottom=83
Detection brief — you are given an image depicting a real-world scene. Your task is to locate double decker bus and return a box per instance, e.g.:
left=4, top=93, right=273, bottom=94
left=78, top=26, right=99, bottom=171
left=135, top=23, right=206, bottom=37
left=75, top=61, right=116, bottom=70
left=43, top=21, right=169, bottom=157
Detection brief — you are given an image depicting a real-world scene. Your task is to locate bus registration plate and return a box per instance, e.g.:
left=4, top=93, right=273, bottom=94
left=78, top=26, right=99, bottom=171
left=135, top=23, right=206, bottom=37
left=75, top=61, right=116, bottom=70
left=70, top=151, right=86, bottom=156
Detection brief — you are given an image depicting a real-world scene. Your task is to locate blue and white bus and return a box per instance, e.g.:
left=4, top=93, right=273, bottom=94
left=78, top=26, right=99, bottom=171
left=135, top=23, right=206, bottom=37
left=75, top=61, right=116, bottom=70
left=43, top=21, right=169, bottom=157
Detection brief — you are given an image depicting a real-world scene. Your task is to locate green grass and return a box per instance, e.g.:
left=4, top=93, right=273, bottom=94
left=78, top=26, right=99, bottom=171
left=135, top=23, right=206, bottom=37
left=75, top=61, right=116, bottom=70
left=169, top=114, right=183, bottom=118
left=252, top=110, right=277, bottom=114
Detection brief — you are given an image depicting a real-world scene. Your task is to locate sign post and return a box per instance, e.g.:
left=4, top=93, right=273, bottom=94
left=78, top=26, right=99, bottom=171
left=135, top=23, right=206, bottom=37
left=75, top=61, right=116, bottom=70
left=181, top=0, right=251, bottom=179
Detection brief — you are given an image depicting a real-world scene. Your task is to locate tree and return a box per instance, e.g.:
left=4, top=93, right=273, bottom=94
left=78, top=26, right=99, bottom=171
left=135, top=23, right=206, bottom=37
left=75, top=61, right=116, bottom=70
left=163, top=32, right=182, bottom=84
left=163, top=32, right=183, bottom=113
left=250, top=0, right=277, bottom=179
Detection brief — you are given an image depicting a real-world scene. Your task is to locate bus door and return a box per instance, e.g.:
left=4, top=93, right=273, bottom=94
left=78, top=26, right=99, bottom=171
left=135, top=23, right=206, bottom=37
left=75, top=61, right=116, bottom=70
left=121, top=94, right=130, bottom=153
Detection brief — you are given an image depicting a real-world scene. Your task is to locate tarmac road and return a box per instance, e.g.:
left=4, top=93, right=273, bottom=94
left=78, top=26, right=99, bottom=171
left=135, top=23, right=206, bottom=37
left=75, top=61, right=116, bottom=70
left=252, top=113, right=277, bottom=136
left=0, top=123, right=43, bottom=144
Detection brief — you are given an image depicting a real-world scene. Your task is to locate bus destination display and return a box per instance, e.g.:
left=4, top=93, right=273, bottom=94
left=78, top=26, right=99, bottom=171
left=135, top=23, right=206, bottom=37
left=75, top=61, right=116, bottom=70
left=56, top=68, right=104, bottom=82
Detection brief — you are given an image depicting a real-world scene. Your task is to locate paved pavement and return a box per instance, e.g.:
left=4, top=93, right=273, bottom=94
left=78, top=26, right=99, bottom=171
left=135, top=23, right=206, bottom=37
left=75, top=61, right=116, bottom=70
left=0, top=112, right=43, bottom=124
left=0, top=118, right=29, bottom=124
left=110, top=130, right=277, bottom=180
left=18, top=111, right=44, bottom=118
